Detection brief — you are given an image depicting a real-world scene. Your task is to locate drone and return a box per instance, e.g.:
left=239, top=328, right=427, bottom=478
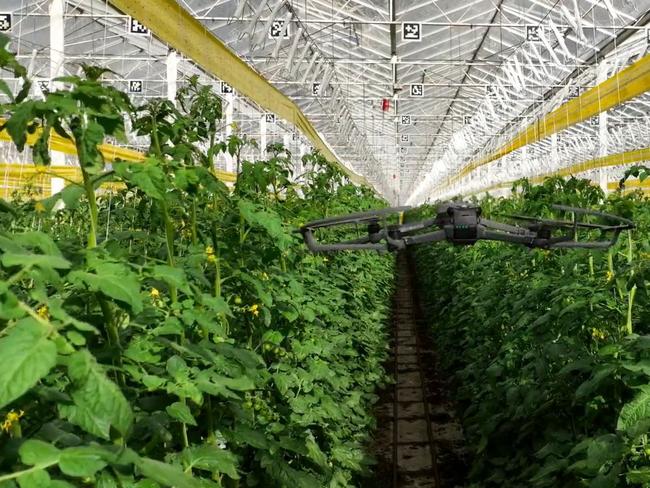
left=298, top=202, right=634, bottom=253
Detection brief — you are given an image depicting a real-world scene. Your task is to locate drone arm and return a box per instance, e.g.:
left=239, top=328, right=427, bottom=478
left=398, top=217, right=438, bottom=235
left=300, top=228, right=386, bottom=252
left=549, top=229, right=624, bottom=249
left=480, top=219, right=535, bottom=236
left=479, top=228, right=537, bottom=246
left=403, top=229, right=447, bottom=246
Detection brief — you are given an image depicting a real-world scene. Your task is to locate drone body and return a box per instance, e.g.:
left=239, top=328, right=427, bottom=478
left=299, top=202, right=634, bottom=253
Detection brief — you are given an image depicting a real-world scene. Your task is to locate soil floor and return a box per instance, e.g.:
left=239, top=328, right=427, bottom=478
left=364, top=252, right=469, bottom=488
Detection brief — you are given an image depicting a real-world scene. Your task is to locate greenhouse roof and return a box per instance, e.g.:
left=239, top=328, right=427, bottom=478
left=2, top=0, right=650, bottom=203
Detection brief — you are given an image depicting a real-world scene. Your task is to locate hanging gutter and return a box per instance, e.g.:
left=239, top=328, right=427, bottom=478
left=106, top=0, right=370, bottom=187
left=466, top=146, right=650, bottom=196
left=434, top=52, right=650, bottom=196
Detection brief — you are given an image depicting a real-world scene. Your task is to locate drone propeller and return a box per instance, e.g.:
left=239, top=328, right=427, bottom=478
left=299, top=206, right=411, bottom=252
left=504, top=205, right=634, bottom=233
left=301, top=206, right=410, bottom=230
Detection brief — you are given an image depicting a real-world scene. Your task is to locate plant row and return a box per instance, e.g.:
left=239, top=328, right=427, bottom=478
left=0, top=35, right=393, bottom=487
left=412, top=176, right=650, bottom=487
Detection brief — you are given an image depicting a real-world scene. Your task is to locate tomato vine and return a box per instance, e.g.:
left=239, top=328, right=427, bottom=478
left=0, top=35, right=392, bottom=487
left=413, top=176, right=650, bottom=487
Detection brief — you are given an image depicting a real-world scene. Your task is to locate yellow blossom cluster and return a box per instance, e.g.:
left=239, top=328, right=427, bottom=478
left=249, top=304, right=260, bottom=317
left=205, top=246, right=217, bottom=264
left=2, top=410, right=24, bottom=433
left=37, top=305, right=49, bottom=319
left=591, top=328, right=607, bottom=340
left=150, top=288, right=160, bottom=299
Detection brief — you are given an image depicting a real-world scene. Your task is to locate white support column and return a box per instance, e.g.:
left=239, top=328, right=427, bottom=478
left=597, top=63, right=609, bottom=194
left=49, top=0, right=65, bottom=196
left=520, top=145, right=528, bottom=181
left=259, top=115, right=267, bottom=160
left=551, top=133, right=558, bottom=168
left=224, top=93, right=234, bottom=173
left=166, top=50, right=178, bottom=104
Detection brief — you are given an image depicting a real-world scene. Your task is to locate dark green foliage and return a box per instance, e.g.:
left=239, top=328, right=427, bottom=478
left=0, top=42, right=392, bottom=487
left=413, top=177, right=650, bottom=487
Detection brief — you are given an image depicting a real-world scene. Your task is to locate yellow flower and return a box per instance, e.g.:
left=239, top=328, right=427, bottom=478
left=606, top=270, right=614, bottom=282
left=34, top=201, right=46, bottom=213
left=150, top=288, right=160, bottom=299
left=591, top=328, right=607, bottom=340
left=248, top=304, right=260, bottom=317
left=205, top=246, right=217, bottom=264
left=2, top=410, right=24, bottom=433
left=261, top=272, right=269, bottom=281
left=37, top=305, right=49, bottom=319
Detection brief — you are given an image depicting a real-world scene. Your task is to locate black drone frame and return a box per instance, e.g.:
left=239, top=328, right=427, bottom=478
left=299, top=203, right=634, bottom=253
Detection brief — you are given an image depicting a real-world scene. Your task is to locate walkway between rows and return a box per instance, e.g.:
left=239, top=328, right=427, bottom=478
left=368, top=252, right=468, bottom=487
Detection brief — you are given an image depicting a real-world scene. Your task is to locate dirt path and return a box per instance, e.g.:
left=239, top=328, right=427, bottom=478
left=366, top=253, right=468, bottom=487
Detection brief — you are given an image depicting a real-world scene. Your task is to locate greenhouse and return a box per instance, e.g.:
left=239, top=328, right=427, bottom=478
left=0, top=0, right=649, bottom=486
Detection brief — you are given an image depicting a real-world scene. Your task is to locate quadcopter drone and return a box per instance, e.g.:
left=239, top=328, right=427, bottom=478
left=298, top=202, right=634, bottom=253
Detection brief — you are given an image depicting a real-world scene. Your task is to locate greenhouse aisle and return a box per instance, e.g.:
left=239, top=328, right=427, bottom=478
left=369, top=254, right=468, bottom=487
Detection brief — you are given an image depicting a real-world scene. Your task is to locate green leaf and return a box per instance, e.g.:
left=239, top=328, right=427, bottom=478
left=617, top=385, right=650, bottom=433
left=305, top=431, right=329, bottom=468
left=136, top=457, right=203, bottom=488
left=150, top=265, right=190, bottom=294
left=1, top=253, right=70, bottom=270
left=585, top=435, right=623, bottom=471
left=627, top=468, right=650, bottom=483
left=0, top=319, right=57, bottom=409
left=201, top=295, right=233, bottom=317
left=5, top=101, right=36, bottom=151
left=16, top=469, right=50, bottom=488
left=238, top=199, right=294, bottom=250
left=0, top=79, right=13, bottom=100
left=59, top=446, right=108, bottom=477
left=181, top=444, right=239, bottom=479
left=226, top=425, right=269, bottom=449
left=70, top=262, right=142, bottom=313
left=40, top=184, right=85, bottom=212
left=165, top=402, right=197, bottom=426
left=59, top=350, right=133, bottom=440
left=19, top=440, right=61, bottom=466
left=113, top=160, right=167, bottom=201
left=621, top=360, right=650, bottom=376
left=11, top=232, right=64, bottom=257
left=49, top=481, right=76, bottom=488
left=260, top=453, right=320, bottom=488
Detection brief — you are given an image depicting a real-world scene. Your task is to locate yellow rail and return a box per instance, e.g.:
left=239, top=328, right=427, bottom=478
left=0, top=123, right=237, bottom=185
left=467, top=147, right=650, bottom=196
left=106, top=0, right=369, bottom=187
left=434, top=53, right=650, bottom=193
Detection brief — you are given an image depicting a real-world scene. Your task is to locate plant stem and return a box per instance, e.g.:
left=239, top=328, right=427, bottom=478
left=0, top=461, right=59, bottom=482
left=191, top=198, right=198, bottom=246
left=78, top=146, right=124, bottom=384
left=626, top=231, right=636, bottom=335
left=81, top=170, right=98, bottom=249
left=160, top=201, right=188, bottom=448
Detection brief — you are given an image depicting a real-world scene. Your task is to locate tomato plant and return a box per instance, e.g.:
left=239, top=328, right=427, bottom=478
left=412, top=176, right=650, bottom=487
left=0, top=36, right=392, bottom=487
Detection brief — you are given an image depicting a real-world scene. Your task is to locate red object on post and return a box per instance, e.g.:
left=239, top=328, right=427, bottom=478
left=382, top=98, right=390, bottom=112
